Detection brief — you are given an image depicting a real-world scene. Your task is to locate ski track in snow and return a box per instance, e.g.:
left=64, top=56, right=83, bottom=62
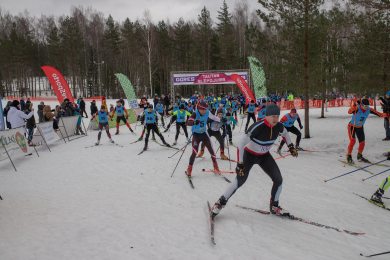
left=1, top=100, right=390, bottom=259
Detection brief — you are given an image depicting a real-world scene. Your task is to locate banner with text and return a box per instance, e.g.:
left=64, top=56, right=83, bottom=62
left=173, top=72, right=248, bottom=85
left=41, top=66, right=74, bottom=104
left=32, top=121, right=60, bottom=145
left=115, top=73, right=138, bottom=109
left=0, top=126, right=30, bottom=162
left=230, top=74, right=255, bottom=106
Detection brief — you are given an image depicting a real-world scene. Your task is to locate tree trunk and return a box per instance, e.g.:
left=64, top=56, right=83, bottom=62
left=304, top=0, right=310, bottom=138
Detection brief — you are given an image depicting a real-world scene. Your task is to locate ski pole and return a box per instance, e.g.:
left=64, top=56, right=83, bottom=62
left=171, top=132, right=194, bottom=177
left=224, top=125, right=232, bottom=170
left=325, top=159, right=387, bottom=182
left=274, top=154, right=291, bottom=160
left=362, top=167, right=390, bottom=181
left=202, top=169, right=235, bottom=174
left=168, top=142, right=188, bottom=158
left=239, top=115, right=245, bottom=133
left=361, top=250, right=390, bottom=258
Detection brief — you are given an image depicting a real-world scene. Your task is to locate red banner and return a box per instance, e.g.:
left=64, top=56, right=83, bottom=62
left=41, top=66, right=74, bottom=104
left=230, top=74, right=255, bottom=105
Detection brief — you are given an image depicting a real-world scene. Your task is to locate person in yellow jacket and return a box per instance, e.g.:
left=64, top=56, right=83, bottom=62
left=102, top=96, right=108, bottom=111
left=287, top=92, right=294, bottom=101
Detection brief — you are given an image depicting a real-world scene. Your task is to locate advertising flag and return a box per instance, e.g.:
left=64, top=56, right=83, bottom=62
left=248, top=57, right=267, bottom=104
left=115, top=73, right=138, bottom=109
left=41, top=66, right=74, bottom=104
left=229, top=74, right=255, bottom=106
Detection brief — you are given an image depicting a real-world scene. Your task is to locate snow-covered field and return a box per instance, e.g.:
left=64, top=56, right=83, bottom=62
left=1, top=102, right=389, bottom=260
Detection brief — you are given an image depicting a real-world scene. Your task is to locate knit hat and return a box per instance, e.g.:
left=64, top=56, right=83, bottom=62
left=12, top=100, right=20, bottom=107
left=226, top=112, right=231, bottom=116
left=387, top=91, right=390, bottom=96
left=180, top=104, right=185, bottom=109
left=361, top=99, right=370, bottom=106
left=198, top=102, right=208, bottom=110
left=100, top=105, right=105, bottom=109
left=216, top=109, right=223, bottom=114
left=291, top=108, right=297, bottom=113
left=265, top=103, right=280, bottom=116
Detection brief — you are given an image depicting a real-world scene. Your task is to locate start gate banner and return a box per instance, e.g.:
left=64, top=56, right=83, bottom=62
left=0, top=126, right=30, bottom=162
left=173, top=72, right=248, bottom=85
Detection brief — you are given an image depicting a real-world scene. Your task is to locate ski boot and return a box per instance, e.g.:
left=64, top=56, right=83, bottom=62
left=138, top=136, right=143, bottom=141
left=229, top=140, right=233, bottom=146
left=163, top=142, right=171, bottom=147
left=213, top=161, right=220, bottom=172
left=295, top=146, right=304, bottom=151
left=371, top=189, right=384, bottom=204
left=270, top=200, right=289, bottom=216
left=276, top=146, right=282, bottom=154
left=210, top=196, right=228, bottom=218
left=163, top=128, right=169, bottom=133
left=357, top=153, right=370, bottom=163
left=95, top=140, right=100, bottom=146
left=115, top=131, right=120, bottom=135
left=109, top=138, right=115, bottom=144
left=173, top=140, right=177, bottom=145
left=143, top=143, right=148, bottom=151
left=130, top=128, right=134, bottom=133
left=186, top=165, right=193, bottom=176
left=346, top=155, right=354, bottom=164
left=220, top=153, right=229, bottom=160
left=151, top=136, right=156, bottom=141
left=197, top=150, right=204, bottom=157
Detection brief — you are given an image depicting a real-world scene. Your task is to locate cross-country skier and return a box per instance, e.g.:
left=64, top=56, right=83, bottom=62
left=186, top=103, right=194, bottom=121
left=186, top=102, right=222, bottom=176
left=197, top=109, right=229, bottom=160
left=244, top=100, right=257, bottom=132
left=210, top=103, right=298, bottom=217
left=231, top=98, right=239, bottom=121
left=346, top=99, right=388, bottom=163
left=155, top=101, right=166, bottom=126
left=276, top=108, right=303, bottom=152
left=164, top=102, right=180, bottom=132
left=91, top=105, right=115, bottom=145
left=111, top=100, right=134, bottom=135
left=222, top=112, right=236, bottom=145
left=140, top=104, right=171, bottom=151
left=257, top=104, right=266, bottom=121
left=371, top=175, right=390, bottom=204
left=172, top=105, right=191, bottom=145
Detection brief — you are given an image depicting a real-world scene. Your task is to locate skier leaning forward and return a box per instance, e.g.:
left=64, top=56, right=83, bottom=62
left=186, top=102, right=222, bottom=176
left=210, top=104, right=298, bottom=217
left=91, top=105, right=115, bottom=145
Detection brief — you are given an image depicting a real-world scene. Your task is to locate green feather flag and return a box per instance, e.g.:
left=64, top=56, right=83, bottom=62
left=248, top=56, right=267, bottom=103
left=115, top=73, right=138, bottom=108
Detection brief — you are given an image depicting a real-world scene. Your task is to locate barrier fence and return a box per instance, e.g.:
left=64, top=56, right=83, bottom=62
left=6, top=96, right=104, bottom=102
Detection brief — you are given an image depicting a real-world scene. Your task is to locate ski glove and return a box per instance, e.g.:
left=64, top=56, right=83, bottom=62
left=288, top=144, right=298, bottom=157
left=126, top=115, right=129, bottom=119
left=236, top=162, right=244, bottom=176
left=299, top=124, right=303, bottom=130
left=194, top=119, right=200, bottom=125
left=221, top=117, right=227, bottom=123
left=233, top=126, right=235, bottom=130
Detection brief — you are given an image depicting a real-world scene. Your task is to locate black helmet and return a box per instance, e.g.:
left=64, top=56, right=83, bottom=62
left=147, top=104, right=153, bottom=109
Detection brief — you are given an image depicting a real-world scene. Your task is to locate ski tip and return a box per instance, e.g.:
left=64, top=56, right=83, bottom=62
left=362, top=179, right=365, bottom=181
left=324, top=180, right=327, bottom=183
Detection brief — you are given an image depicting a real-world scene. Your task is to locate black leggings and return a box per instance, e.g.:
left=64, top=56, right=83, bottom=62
left=222, top=125, right=232, bottom=141
left=166, top=115, right=177, bottom=130
left=280, top=126, right=301, bottom=147
left=223, top=151, right=283, bottom=202
left=98, top=122, right=111, bottom=140
left=201, top=129, right=224, bottom=153
left=245, top=113, right=256, bottom=129
left=232, top=110, right=237, bottom=117
left=189, top=132, right=216, bottom=165
left=145, top=123, right=165, bottom=144
left=175, top=122, right=188, bottom=139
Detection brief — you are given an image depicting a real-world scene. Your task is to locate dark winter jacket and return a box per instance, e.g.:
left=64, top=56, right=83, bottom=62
left=119, top=98, right=125, bottom=106
left=25, top=103, right=36, bottom=129
left=38, top=105, right=44, bottom=122
left=43, top=105, right=57, bottom=122
left=80, top=99, right=86, bottom=109
left=164, top=96, right=170, bottom=106
left=90, top=102, right=98, bottom=115
left=61, top=101, right=75, bottom=117
left=20, top=99, right=26, bottom=111
left=4, top=101, right=12, bottom=129
left=153, top=97, right=159, bottom=107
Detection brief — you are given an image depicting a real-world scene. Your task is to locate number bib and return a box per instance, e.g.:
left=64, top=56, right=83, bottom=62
left=194, top=110, right=209, bottom=134
left=98, top=111, right=108, bottom=123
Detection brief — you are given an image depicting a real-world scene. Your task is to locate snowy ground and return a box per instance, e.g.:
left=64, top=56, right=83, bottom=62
left=1, top=103, right=390, bottom=260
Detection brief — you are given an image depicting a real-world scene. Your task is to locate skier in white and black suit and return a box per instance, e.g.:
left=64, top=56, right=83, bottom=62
left=210, top=104, right=298, bottom=217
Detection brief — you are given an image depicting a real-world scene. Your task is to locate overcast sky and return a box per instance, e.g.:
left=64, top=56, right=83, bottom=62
left=1, top=0, right=260, bottom=23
